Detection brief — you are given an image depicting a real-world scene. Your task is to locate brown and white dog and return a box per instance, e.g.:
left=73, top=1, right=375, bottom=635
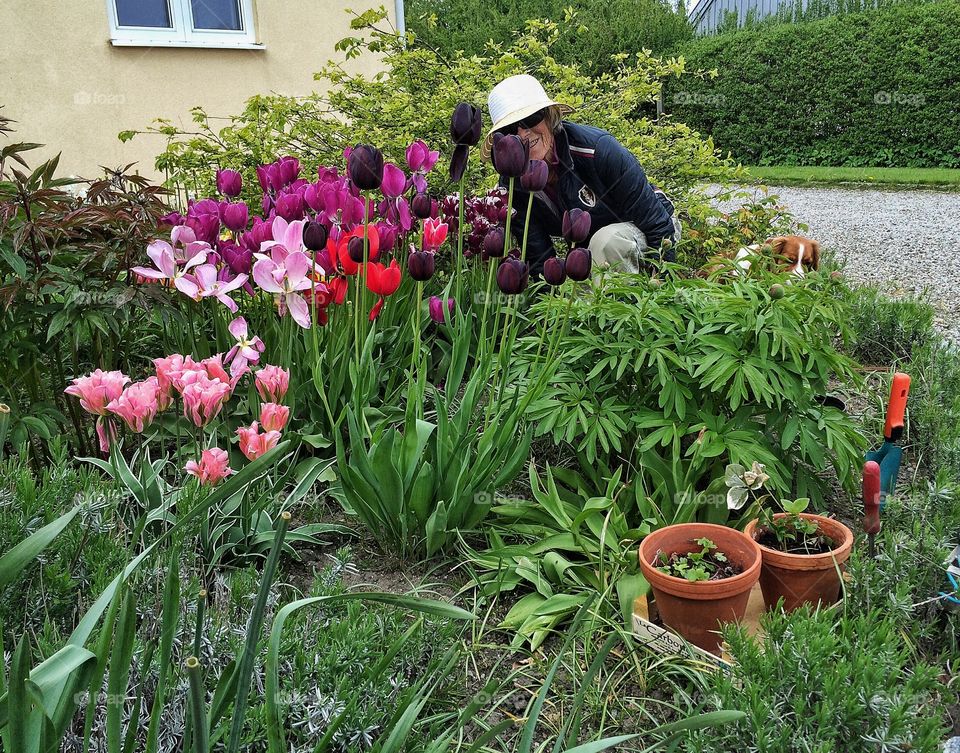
left=731, top=235, right=821, bottom=277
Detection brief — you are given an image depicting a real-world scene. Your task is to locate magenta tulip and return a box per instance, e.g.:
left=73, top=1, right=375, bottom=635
left=216, top=169, right=243, bottom=197
left=223, top=202, right=249, bottom=232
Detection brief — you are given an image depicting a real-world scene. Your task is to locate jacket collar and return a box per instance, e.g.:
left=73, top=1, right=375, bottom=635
left=553, top=122, right=575, bottom=170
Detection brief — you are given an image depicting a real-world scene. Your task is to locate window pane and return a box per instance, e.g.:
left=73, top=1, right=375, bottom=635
left=115, top=0, right=172, bottom=27
left=191, top=0, right=243, bottom=30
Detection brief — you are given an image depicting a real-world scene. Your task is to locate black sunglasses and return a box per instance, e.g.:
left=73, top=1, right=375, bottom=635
left=497, top=108, right=547, bottom=136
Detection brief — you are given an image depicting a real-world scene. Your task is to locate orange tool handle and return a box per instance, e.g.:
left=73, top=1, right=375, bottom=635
left=884, top=373, right=911, bottom=441
left=863, top=460, right=881, bottom=535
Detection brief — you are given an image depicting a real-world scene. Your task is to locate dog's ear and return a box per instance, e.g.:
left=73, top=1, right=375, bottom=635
left=808, top=240, right=821, bottom=269
left=767, top=236, right=788, bottom=257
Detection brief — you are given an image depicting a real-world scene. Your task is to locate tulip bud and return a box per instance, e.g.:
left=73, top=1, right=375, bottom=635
left=216, top=169, right=243, bottom=198
left=565, top=247, right=592, bottom=281
left=562, top=209, right=591, bottom=245
left=429, top=296, right=455, bottom=323
left=222, top=202, right=248, bottom=232
left=275, top=192, right=304, bottom=221
left=302, top=221, right=327, bottom=251
left=348, top=144, right=384, bottom=190
left=484, top=226, right=506, bottom=258
left=450, top=102, right=483, bottom=146
left=348, top=236, right=366, bottom=264
left=543, top=257, right=566, bottom=286
left=496, top=257, right=529, bottom=295
left=278, top=156, right=301, bottom=186
left=492, top=134, right=529, bottom=179
left=520, top=160, right=549, bottom=192
left=411, top=192, right=433, bottom=219
left=408, top=250, right=435, bottom=281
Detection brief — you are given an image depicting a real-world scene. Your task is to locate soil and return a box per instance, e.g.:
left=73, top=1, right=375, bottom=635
left=756, top=527, right=837, bottom=555
left=656, top=549, right=744, bottom=580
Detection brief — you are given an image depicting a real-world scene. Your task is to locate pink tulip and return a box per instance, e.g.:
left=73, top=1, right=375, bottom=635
left=154, top=354, right=201, bottom=400
left=224, top=317, right=265, bottom=378
left=254, top=365, right=290, bottom=403
left=423, top=217, right=449, bottom=251
left=185, top=447, right=234, bottom=486
left=95, top=416, right=117, bottom=454
left=181, top=374, right=232, bottom=427
left=259, top=402, right=289, bottom=432
left=192, top=264, right=248, bottom=313
left=237, top=421, right=281, bottom=461
left=428, top=296, right=455, bottom=323
left=131, top=240, right=206, bottom=298
left=406, top=140, right=439, bottom=173
left=381, top=162, right=407, bottom=199
left=106, top=377, right=161, bottom=433
left=64, top=369, right=130, bottom=415
left=252, top=249, right=313, bottom=328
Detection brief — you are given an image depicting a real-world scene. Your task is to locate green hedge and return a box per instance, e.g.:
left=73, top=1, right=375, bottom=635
left=669, top=0, right=960, bottom=167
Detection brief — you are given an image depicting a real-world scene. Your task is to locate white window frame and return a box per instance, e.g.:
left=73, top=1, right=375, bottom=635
left=107, top=0, right=262, bottom=49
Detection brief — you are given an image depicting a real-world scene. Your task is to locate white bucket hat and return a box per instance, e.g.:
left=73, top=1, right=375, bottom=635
left=481, top=74, right=573, bottom=160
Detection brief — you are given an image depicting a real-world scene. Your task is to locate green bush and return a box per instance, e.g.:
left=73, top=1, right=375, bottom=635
left=840, top=285, right=934, bottom=365
left=406, top=0, right=693, bottom=75
left=685, top=608, right=949, bottom=751
left=671, top=0, right=960, bottom=167
left=522, top=270, right=866, bottom=505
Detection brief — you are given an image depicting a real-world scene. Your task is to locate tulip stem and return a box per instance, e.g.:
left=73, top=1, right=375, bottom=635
left=520, top=191, right=533, bottom=263
left=410, top=281, right=423, bottom=398
left=455, top=176, right=465, bottom=322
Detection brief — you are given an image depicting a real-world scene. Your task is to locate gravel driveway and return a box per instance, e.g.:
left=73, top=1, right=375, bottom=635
left=714, top=184, right=960, bottom=343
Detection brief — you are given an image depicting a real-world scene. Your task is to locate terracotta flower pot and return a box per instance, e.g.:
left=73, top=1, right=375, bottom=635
left=744, top=513, right=854, bottom=612
left=638, top=523, right=762, bottom=655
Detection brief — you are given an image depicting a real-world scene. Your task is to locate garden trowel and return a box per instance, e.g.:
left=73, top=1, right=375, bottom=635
left=865, top=372, right=910, bottom=509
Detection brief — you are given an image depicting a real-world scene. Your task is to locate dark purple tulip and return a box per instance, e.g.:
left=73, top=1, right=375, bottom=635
left=562, top=209, right=592, bottom=245
left=543, top=257, right=566, bottom=285
left=411, top=192, right=433, bottom=219
left=219, top=242, right=253, bottom=275
left=450, top=103, right=483, bottom=146
left=278, top=156, right=301, bottom=186
left=520, top=160, right=549, bottom=192
left=566, top=247, right=592, bottom=281
left=348, top=236, right=366, bottom=264
left=496, top=256, right=529, bottom=295
left=491, top=134, right=529, bottom=179
left=216, top=169, right=243, bottom=198
left=348, top=144, right=384, bottom=191
left=449, top=144, right=470, bottom=182
left=484, top=226, right=506, bottom=258
left=222, top=202, right=248, bottom=232
left=275, top=193, right=304, bottom=221
left=407, top=250, right=435, bottom=281
left=303, top=221, right=327, bottom=251
left=429, top=296, right=455, bottom=323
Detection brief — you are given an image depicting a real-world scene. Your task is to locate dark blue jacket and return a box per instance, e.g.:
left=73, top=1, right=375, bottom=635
left=500, top=121, right=676, bottom=274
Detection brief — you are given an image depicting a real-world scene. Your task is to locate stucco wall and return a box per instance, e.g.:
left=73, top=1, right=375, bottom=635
left=1, top=0, right=393, bottom=179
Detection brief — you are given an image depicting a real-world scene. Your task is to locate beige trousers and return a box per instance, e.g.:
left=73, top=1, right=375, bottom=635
left=589, top=218, right=682, bottom=274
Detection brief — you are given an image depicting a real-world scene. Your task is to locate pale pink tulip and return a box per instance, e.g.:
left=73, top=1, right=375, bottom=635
left=154, top=354, right=199, bottom=404
left=192, top=264, right=248, bottom=312
left=106, top=377, right=161, bottom=433
left=224, top=317, right=265, bottom=378
left=259, top=402, right=289, bottom=432
left=64, top=369, right=130, bottom=416
left=96, top=416, right=117, bottom=454
left=254, top=365, right=290, bottom=403
left=252, top=248, right=313, bottom=328
left=200, top=354, right=246, bottom=391
left=131, top=240, right=206, bottom=298
left=185, top=447, right=234, bottom=486
left=181, top=374, right=232, bottom=427
left=237, top=421, right=281, bottom=461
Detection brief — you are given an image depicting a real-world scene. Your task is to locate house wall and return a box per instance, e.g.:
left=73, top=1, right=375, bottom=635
left=1, top=0, right=393, bottom=179
left=689, top=0, right=801, bottom=32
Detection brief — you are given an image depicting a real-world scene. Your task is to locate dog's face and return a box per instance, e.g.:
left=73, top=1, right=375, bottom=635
left=768, top=236, right=820, bottom=277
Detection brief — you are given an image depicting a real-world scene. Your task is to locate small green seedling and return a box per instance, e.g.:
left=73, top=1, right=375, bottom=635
left=657, top=537, right=728, bottom=582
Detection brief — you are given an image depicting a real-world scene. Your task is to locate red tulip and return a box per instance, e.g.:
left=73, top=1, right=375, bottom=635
left=365, top=259, right=401, bottom=297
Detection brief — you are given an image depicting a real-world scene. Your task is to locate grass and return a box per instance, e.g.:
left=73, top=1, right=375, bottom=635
left=745, top=165, right=960, bottom=190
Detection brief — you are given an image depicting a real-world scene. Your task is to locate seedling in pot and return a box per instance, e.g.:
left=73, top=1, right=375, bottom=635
left=656, top=537, right=744, bottom=581
left=756, top=498, right=835, bottom=555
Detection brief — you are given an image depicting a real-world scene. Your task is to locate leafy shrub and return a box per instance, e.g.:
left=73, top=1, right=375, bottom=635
left=671, top=0, right=960, bottom=167
left=686, top=607, right=949, bottom=751
left=522, top=270, right=866, bottom=504
left=0, top=117, right=171, bottom=457
left=137, top=10, right=747, bottom=211
left=406, top=0, right=693, bottom=75
left=839, top=285, right=934, bottom=366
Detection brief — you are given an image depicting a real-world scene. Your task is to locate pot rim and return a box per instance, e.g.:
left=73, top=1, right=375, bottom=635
left=638, top=522, right=762, bottom=600
left=744, top=513, right=854, bottom=571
